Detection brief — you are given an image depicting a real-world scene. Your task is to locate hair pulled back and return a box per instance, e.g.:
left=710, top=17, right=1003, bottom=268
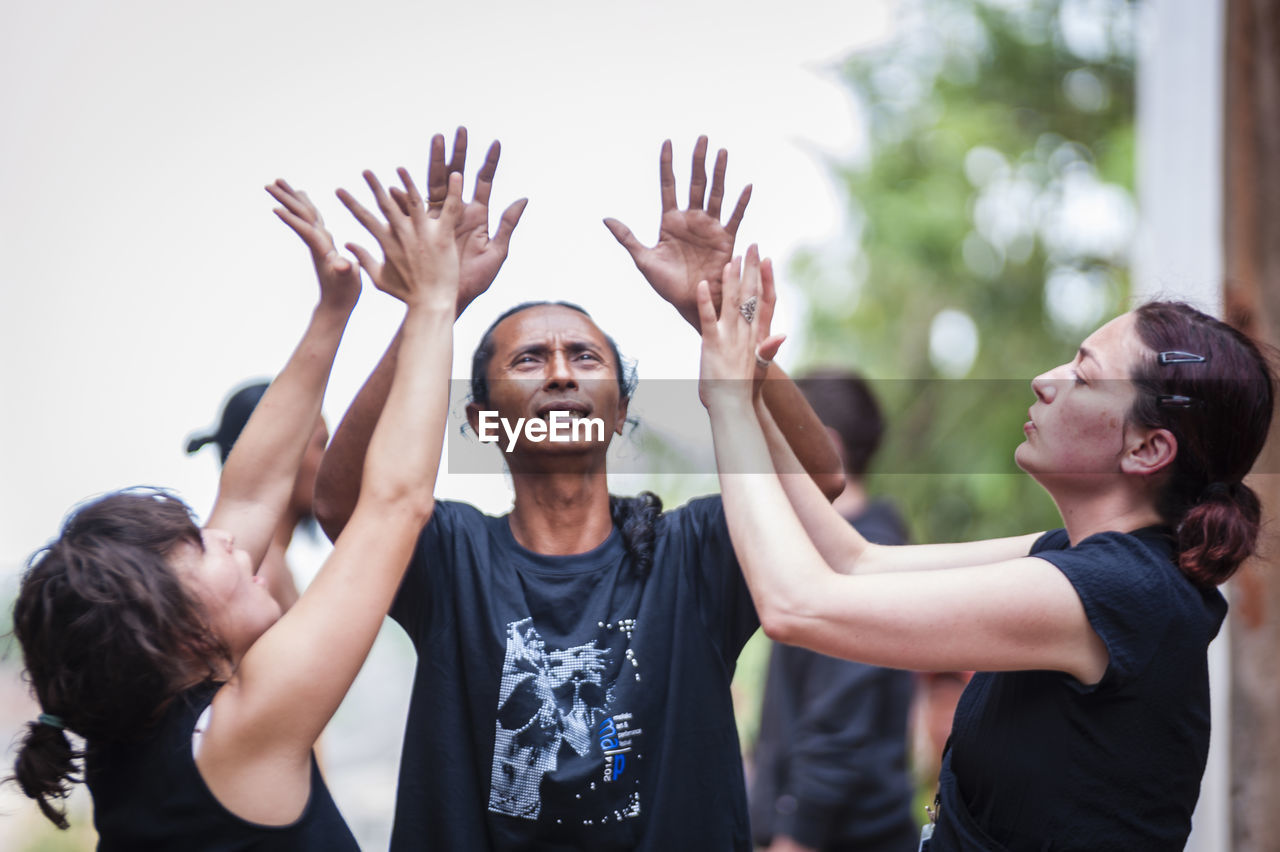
left=10, top=489, right=229, bottom=828
left=470, top=301, right=658, bottom=573
left=1128, top=302, right=1276, bottom=586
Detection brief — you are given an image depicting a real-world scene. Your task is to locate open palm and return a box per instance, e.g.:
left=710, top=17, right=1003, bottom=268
left=605, top=136, right=751, bottom=329
left=424, top=128, right=527, bottom=315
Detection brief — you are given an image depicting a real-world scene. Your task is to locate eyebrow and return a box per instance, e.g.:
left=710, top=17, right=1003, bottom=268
left=509, top=340, right=607, bottom=360
left=1077, top=346, right=1101, bottom=369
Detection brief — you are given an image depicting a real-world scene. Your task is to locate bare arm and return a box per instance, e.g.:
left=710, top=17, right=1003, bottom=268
left=199, top=168, right=464, bottom=822
left=314, top=127, right=524, bottom=539
left=206, top=181, right=360, bottom=570
left=756, top=401, right=1042, bottom=574
left=605, top=139, right=841, bottom=497
left=697, top=253, right=1105, bottom=681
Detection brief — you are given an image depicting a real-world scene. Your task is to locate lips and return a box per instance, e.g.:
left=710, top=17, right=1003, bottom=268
left=535, top=400, right=592, bottom=421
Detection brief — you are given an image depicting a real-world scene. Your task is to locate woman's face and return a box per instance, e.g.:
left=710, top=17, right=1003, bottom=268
left=173, top=528, right=281, bottom=661
left=1016, top=312, right=1152, bottom=482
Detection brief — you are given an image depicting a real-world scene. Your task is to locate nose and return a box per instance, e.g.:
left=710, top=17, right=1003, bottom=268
left=1031, top=368, right=1058, bottom=404
left=544, top=351, right=578, bottom=390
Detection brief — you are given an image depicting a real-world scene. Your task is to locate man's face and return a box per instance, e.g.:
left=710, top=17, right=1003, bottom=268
left=467, top=305, right=629, bottom=459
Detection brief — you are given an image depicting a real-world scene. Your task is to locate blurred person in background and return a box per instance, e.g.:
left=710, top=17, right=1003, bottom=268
left=10, top=169, right=462, bottom=848
left=316, top=129, right=843, bottom=851
left=749, top=369, right=917, bottom=852
left=187, top=379, right=330, bottom=613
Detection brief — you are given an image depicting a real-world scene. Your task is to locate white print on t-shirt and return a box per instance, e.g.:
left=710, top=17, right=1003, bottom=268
left=487, top=616, right=644, bottom=823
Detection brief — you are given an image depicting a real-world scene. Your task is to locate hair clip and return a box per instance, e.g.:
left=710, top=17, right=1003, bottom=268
left=1157, top=394, right=1201, bottom=409
left=1158, top=350, right=1207, bottom=365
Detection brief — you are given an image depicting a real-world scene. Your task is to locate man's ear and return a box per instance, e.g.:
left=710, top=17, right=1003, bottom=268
left=465, top=402, right=483, bottom=436
left=613, top=396, right=630, bottom=437
left=1121, top=426, right=1178, bottom=476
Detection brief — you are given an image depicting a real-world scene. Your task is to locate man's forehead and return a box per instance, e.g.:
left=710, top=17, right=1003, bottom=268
left=491, top=304, right=610, bottom=349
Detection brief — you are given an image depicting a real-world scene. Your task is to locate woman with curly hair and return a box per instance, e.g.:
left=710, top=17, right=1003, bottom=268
left=12, top=165, right=463, bottom=849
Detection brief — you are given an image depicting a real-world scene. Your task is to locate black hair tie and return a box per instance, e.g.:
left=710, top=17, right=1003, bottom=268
left=1203, top=482, right=1233, bottom=501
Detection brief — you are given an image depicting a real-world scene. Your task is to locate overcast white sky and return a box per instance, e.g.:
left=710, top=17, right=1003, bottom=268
left=0, top=0, right=898, bottom=575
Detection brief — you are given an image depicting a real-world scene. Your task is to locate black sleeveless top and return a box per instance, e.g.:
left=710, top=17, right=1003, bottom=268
left=85, top=683, right=360, bottom=851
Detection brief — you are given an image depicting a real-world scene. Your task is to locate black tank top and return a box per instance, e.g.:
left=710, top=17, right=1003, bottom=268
left=85, top=682, right=360, bottom=851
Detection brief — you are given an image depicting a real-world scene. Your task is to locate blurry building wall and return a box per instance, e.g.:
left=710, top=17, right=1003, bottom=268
left=1133, top=1, right=1228, bottom=850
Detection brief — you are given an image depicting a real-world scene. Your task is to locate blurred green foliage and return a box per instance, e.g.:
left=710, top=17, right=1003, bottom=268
left=796, top=0, right=1138, bottom=543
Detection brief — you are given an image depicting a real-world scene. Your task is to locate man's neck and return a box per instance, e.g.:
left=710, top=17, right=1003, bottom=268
left=508, top=471, right=614, bottom=555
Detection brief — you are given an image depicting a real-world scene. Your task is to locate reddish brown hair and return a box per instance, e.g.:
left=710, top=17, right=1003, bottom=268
left=1128, top=302, right=1275, bottom=586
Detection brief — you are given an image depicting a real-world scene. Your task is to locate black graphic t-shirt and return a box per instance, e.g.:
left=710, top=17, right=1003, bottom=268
left=388, top=496, right=758, bottom=851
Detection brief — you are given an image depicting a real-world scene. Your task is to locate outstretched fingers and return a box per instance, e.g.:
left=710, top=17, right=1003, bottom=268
left=438, top=171, right=465, bottom=225
left=725, top=184, right=752, bottom=236
left=345, top=241, right=383, bottom=283
left=603, top=217, right=644, bottom=261
left=756, top=255, right=776, bottom=339
left=473, top=140, right=501, bottom=207
left=265, top=180, right=317, bottom=223
left=688, top=135, right=709, bottom=210
left=362, top=169, right=401, bottom=228
left=659, top=139, right=676, bottom=212
left=447, top=126, right=468, bottom=178
left=706, top=149, right=728, bottom=219
left=395, top=167, right=426, bottom=226
left=426, top=133, right=448, bottom=207
left=336, top=186, right=388, bottom=242
left=493, top=197, right=529, bottom=248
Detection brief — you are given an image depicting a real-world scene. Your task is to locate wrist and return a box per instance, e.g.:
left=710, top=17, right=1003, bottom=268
left=405, top=291, right=459, bottom=314
left=704, top=387, right=755, bottom=416
left=312, top=299, right=357, bottom=325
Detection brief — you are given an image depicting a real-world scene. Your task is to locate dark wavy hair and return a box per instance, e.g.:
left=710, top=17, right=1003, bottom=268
left=469, top=301, right=660, bottom=574
left=9, top=489, right=229, bottom=828
left=1127, top=301, right=1276, bottom=586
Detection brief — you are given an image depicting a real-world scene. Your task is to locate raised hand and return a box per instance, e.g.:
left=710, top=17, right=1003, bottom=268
left=424, top=127, right=528, bottom=315
left=337, top=167, right=463, bottom=311
left=697, top=244, right=783, bottom=409
left=265, top=179, right=362, bottom=313
left=605, top=136, right=752, bottom=329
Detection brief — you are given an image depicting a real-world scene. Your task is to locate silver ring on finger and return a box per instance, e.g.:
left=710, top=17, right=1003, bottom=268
left=738, top=296, right=759, bottom=324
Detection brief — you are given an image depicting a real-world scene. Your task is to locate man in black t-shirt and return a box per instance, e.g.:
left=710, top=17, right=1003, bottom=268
left=315, top=129, right=843, bottom=851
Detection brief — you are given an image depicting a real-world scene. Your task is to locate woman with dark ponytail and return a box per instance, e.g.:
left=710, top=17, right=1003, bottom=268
left=698, top=250, right=1275, bottom=852
left=11, top=165, right=465, bottom=848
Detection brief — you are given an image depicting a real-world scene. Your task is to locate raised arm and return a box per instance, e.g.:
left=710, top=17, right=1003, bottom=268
left=314, top=128, right=525, bottom=539
left=205, top=181, right=360, bottom=569
left=697, top=252, right=1105, bottom=682
left=199, top=167, right=464, bottom=820
left=605, top=139, right=841, bottom=497
left=755, top=401, right=1041, bottom=574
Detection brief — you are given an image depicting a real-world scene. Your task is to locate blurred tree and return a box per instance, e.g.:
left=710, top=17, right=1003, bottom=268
left=794, top=0, right=1137, bottom=543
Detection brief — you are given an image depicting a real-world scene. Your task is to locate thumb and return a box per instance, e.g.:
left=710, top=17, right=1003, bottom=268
left=756, top=334, right=786, bottom=364
left=492, top=198, right=529, bottom=249
left=603, top=218, right=645, bottom=259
